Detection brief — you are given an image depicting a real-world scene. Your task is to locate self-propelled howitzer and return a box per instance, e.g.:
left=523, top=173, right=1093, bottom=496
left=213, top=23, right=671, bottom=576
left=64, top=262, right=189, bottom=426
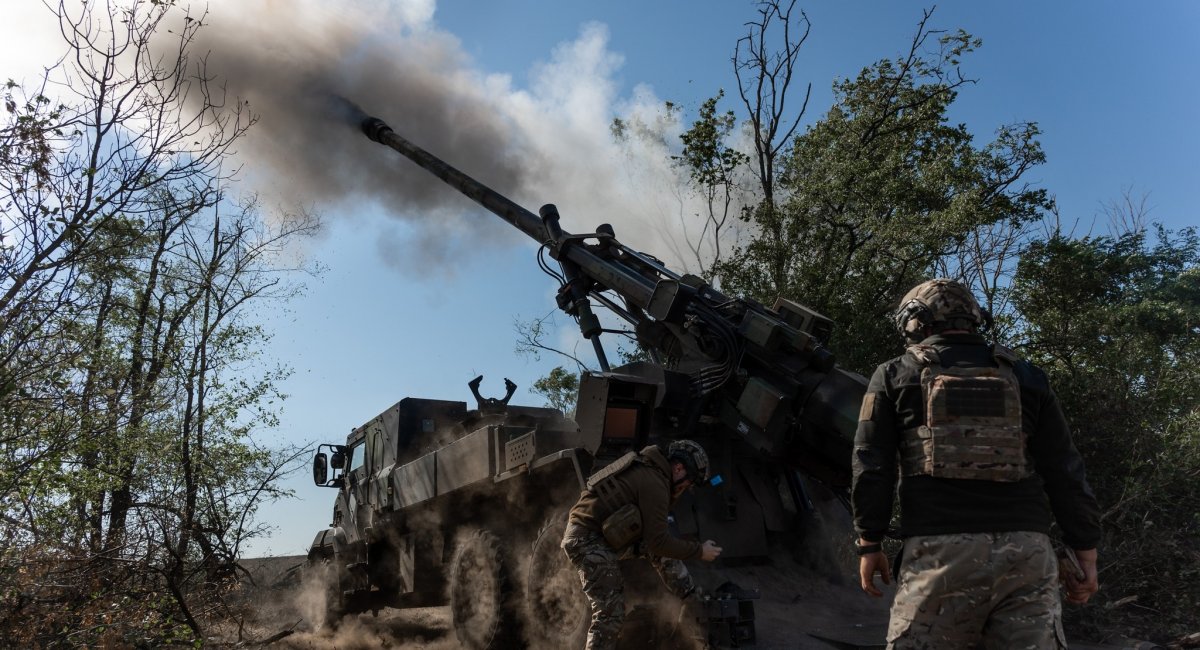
left=360, top=115, right=866, bottom=556
left=303, top=114, right=873, bottom=649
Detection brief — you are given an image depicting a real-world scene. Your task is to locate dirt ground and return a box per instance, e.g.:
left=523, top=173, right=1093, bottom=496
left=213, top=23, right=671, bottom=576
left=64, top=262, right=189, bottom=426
left=215, top=554, right=458, bottom=649
left=220, top=554, right=1177, bottom=650
left=221, top=554, right=893, bottom=649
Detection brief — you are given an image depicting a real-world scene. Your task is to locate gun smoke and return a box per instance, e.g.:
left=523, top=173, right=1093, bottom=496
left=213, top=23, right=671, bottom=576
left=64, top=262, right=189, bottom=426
left=187, top=2, right=528, bottom=262
left=185, top=0, right=725, bottom=273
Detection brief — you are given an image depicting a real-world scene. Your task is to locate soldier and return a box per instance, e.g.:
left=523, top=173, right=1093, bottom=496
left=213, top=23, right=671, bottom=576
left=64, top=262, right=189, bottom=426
left=561, top=439, right=723, bottom=650
left=852, top=278, right=1102, bottom=649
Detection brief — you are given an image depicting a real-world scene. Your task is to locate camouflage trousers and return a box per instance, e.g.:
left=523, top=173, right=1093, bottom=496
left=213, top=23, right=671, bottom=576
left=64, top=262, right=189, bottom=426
left=888, top=531, right=1068, bottom=650
left=561, top=521, right=695, bottom=650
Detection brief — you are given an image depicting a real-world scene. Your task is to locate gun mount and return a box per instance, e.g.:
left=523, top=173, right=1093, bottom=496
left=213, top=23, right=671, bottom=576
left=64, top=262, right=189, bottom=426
left=303, top=112, right=873, bottom=650
left=361, top=115, right=865, bottom=495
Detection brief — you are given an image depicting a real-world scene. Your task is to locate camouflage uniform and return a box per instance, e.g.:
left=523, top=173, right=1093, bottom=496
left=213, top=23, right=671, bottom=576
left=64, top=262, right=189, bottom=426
left=561, top=522, right=696, bottom=650
left=888, top=532, right=1067, bottom=649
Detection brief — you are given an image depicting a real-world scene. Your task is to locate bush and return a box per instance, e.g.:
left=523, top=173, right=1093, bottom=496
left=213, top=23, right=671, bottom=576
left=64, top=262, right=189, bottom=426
left=1012, top=226, right=1200, bottom=640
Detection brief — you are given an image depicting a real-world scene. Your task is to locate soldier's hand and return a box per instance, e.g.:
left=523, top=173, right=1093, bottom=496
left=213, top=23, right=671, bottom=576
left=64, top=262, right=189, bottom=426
left=1064, top=548, right=1099, bottom=604
left=858, top=549, right=891, bottom=598
left=700, top=540, right=722, bottom=562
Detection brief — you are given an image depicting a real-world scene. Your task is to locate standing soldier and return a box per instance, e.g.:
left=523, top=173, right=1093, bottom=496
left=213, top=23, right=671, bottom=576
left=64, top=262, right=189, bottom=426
left=561, top=439, right=723, bottom=650
left=852, top=278, right=1102, bottom=648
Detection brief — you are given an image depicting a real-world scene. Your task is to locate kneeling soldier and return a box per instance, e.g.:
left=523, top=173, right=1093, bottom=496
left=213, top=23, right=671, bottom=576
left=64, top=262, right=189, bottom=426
left=561, top=440, right=723, bottom=650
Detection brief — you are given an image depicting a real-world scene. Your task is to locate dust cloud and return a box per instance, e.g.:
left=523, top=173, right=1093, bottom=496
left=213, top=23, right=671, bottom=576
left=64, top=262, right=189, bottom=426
left=228, top=555, right=457, bottom=649
left=230, top=508, right=885, bottom=648
left=230, top=477, right=701, bottom=648
left=184, top=0, right=729, bottom=274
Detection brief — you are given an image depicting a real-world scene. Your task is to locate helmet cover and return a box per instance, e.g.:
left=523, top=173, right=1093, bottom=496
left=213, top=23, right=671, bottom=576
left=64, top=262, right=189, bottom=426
left=894, top=278, right=984, bottom=343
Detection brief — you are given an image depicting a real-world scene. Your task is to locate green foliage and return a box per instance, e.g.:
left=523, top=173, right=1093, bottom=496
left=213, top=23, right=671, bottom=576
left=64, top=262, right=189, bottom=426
left=676, top=91, right=745, bottom=191
left=716, top=25, right=1050, bottom=375
left=1011, top=226, right=1200, bottom=638
left=672, top=90, right=750, bottom=279
left=531, top=366, right=580, bottom=417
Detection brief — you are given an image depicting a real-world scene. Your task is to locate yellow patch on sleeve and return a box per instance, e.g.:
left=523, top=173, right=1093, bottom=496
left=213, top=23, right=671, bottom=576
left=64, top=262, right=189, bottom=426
left=858, top=392, right=877, bottom=421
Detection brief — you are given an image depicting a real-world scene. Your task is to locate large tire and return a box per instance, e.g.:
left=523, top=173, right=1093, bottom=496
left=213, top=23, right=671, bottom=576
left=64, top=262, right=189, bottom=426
left=524, top=514, right=589, bottom=649
left=448, top=528, right=520, bottom=649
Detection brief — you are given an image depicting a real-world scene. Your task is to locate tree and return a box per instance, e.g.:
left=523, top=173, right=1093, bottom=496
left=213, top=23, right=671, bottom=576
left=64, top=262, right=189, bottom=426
left=672, top=90, right=750, bottom=283
left=531, top=366, right=580, bottom=417
left=0, top=1, right=315, bottom=644
left=718, top=10, right=1051, bottom=374
left=1011, top=222, right=1200, bottom=639
left=733, top=0, right=812, bottom=292
left=1, top=0, right=248, bottom=509
left=514, top=310, right=593, bottom=372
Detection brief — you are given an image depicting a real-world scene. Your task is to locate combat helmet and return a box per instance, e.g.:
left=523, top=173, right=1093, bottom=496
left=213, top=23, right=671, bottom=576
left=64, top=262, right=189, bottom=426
left=667, top=439, right=710, bottom=485
left=893, top=278, right=986, bottom=344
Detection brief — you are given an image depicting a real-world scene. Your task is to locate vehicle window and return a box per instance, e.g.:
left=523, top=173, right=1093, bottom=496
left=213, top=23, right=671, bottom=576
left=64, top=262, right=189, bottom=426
left=349, top=441, right=366, bottom=472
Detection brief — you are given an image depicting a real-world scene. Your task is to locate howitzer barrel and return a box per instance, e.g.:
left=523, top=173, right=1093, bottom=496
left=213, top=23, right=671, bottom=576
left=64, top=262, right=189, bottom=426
left=362, top=118, right=547, bottom=243
left=361, top=117, right=657, bottom=308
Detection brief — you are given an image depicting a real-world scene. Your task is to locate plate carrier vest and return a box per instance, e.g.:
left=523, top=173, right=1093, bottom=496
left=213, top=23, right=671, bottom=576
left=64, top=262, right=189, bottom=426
left=586, top=451, right=649, bottom=549
left=900, top=343, right=1030, bottom=482
left=586, top=451, right=644, bottom=511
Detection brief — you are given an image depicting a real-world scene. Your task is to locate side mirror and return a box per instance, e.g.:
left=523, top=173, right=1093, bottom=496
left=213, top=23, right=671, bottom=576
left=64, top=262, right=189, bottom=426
left=331, top=449, right=346, bottom=470
left=313, top=453, right=328, bottom=486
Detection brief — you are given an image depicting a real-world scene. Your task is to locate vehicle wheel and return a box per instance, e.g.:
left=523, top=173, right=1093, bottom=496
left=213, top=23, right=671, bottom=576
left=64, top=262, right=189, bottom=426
left=524, top=513, right=588, bottom=648
left=448, top=528, right=520, bottom=649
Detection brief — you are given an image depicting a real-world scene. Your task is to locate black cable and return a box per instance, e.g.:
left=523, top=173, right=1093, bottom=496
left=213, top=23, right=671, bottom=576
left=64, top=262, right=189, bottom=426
left=537, top=245, right=565, bottom=284
left=687, top=298, right=744, bottom=395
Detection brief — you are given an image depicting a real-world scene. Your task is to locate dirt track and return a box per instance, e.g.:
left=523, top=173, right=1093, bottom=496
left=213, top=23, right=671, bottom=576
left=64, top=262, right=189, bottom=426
left=224, top=554, right=893, bottom=649
left=223, top=555, right=1167, bottom=649
left=225, top=554, right=1166, bottom=649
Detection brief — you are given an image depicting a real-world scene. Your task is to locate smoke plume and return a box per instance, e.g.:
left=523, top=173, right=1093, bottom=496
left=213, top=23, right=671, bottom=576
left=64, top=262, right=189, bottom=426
left=188, top=0, right=720, bottom=272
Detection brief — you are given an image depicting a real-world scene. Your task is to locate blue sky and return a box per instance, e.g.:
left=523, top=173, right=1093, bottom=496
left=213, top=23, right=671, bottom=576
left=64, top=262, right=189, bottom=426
left=3, top=1, right=1197, bottom=556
